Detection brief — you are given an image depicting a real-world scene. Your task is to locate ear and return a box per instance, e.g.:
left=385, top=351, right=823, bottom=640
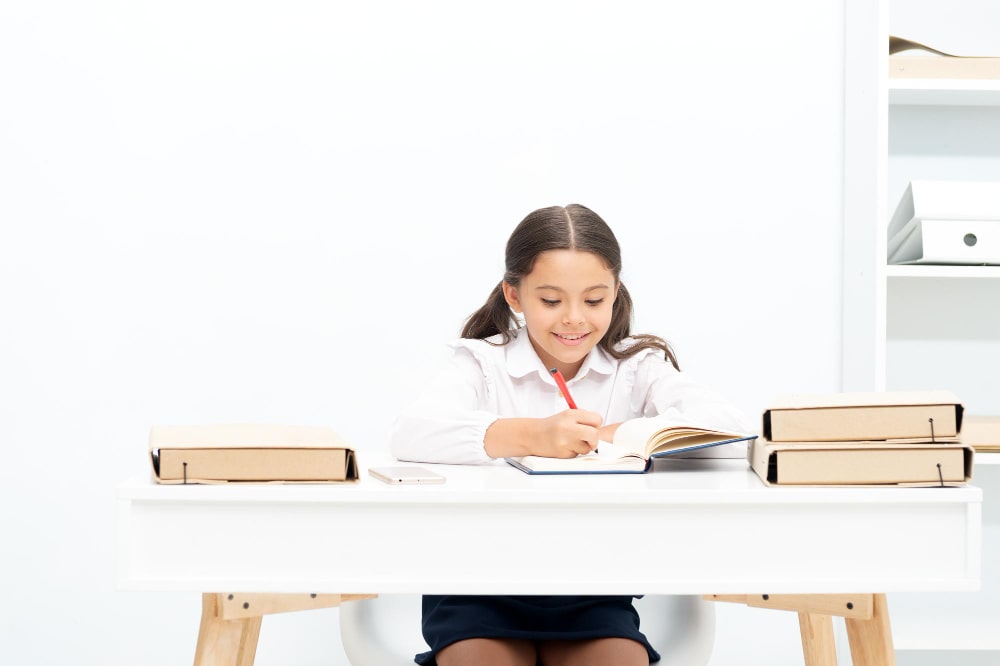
left=501, top=281, right=522, bottom=314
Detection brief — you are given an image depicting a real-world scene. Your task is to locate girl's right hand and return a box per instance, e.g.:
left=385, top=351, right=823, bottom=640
left=536, top=409, right=603, bottom=458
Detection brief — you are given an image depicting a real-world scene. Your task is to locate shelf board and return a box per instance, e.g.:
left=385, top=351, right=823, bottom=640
left=889, top=79, right=1000, bottom=106
left=975, top=452, right=1000, bottom=465
left=886, top=265, right=1000, bottom=279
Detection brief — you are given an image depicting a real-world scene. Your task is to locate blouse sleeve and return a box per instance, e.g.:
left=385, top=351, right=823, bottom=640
left=632, top=350, right=754, bottom=434
left=388, top=345, right=499, bottom=465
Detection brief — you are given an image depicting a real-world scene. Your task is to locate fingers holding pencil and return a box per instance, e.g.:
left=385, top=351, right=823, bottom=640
left=542, top=409, right=602, bottom=457
left=547, top=368, right=602, bottom=456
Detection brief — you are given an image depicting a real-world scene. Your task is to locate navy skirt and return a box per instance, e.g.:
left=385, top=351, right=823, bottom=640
left=415, top=595, right=660, bottom=665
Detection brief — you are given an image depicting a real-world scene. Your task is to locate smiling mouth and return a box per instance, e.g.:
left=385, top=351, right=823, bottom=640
left=554, top=332, right=589, bottom=345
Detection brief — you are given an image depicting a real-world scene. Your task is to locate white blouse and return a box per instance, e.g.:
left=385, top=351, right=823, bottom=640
left=389, top=329, right=751, bottom=465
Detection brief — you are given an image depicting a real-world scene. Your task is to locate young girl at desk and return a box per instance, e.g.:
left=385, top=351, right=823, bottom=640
left=391, top=203, right=749, bottom=666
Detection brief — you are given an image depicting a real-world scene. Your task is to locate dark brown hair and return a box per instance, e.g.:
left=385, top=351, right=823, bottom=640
left=461, top=204, right=679, bottom=369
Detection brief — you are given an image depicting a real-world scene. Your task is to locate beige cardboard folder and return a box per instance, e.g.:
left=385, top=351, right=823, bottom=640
left=762, top=390, right=964, bottom=443
left=748, top=436, right=974, bottom=487
left=964, top=415, right=1000, bottom=453
left=149, top=424, right=359, bottom=484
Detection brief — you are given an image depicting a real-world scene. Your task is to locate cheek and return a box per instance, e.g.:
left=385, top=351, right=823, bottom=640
left=521, top=304, right=551, bottom=325
left=597, top=304, right=616, bottom=328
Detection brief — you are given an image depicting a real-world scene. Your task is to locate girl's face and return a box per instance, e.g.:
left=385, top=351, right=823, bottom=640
left=502, top=249, right=618, bottom=380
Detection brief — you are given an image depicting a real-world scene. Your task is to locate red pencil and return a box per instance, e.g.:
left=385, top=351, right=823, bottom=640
left=549, top=368, right=578, bottom=409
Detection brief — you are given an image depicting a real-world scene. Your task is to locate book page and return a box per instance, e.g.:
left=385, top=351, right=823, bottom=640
left=597, top=440, right=633, bottom=460
left=614, top=415, right=749, bottom=458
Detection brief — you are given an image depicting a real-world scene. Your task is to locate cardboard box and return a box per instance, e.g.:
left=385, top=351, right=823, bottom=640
left=762, top=390, right=963, bottom=443
left=889, top=217, right=1000, bottom=265
left=888, top=181, right=1000, bottom=253
left=749, top=436, right=974, bottom=487
left=149, top=424, right=359, bottom=484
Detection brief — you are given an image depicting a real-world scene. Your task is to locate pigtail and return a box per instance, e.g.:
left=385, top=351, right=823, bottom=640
left=601, top=283, right=680, bottom=370
left=460, top=281, right=519, bottom=343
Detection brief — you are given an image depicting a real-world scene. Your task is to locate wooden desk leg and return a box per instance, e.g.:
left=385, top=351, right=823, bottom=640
left=798, top=612, right=836, bottom=666
left=194, top=593, right=262, bottom=666
left=845, top=593, right=895, bottom=666
left=190, top=592, right=376, bottom=666
left=707, top=593, right=892, bottom=666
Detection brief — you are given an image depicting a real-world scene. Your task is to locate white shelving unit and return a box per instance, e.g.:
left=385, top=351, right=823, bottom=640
left=844, top=0, right=1000, bottom=662
left=889, top=79, right=1000, bottom=106
left=886, top=265, right=1000, bottom=278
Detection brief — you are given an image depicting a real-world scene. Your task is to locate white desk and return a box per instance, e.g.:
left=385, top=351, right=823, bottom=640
left=116, top=458, right=982, bottom=665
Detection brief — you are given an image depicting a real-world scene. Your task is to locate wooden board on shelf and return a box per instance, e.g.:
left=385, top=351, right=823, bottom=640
left=886, top=264, right=1000, bottom=279
left=890, top=56, right=1000, bottom=80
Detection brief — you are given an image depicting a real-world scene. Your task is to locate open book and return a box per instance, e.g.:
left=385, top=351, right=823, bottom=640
left=505, top=417, right=756, bottom=475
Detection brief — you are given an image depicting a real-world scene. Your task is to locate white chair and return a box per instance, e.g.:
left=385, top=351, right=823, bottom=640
left=339, top=594, right=716, bottom=665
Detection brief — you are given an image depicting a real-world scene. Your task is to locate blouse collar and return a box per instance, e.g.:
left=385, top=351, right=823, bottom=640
left=505, top=328, right=616, bottom=383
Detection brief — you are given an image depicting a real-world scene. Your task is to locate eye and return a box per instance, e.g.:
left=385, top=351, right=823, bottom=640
left=541, top=298, right=560, bottom=306
left=585, top=299, right=605, bottom=306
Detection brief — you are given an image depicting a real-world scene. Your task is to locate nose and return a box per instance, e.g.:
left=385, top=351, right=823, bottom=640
left=562, top=303, right=585, bottom=325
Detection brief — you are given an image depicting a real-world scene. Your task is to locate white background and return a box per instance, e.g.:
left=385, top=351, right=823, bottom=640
left=1, top=1, right=846, bottom=664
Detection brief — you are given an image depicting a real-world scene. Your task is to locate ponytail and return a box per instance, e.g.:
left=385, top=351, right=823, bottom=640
left=460, top=282, right=519, bottom=343
left=600, top=283, right=680, bottom=370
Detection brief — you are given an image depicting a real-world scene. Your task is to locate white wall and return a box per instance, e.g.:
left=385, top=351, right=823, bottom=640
left=0, top=2, right=844, bottom=664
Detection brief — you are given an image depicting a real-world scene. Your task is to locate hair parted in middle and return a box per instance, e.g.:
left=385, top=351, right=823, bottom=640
left=460, top=203, right=679, bottom=369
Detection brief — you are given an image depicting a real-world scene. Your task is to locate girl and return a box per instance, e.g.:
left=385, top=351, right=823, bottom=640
left=390, top=203, right=749, bottom=666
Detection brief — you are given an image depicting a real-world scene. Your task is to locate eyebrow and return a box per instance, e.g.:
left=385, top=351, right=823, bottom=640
left=534, top=284, right=611, bottom=293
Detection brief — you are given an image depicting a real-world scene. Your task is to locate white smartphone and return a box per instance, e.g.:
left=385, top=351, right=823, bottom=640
left=368, top=466, right=446, bottom=485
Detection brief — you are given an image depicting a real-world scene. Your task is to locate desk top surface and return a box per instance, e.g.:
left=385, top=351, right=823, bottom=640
left=117, top=457, right=983, bottom=594
left=118, top=457, right=983, bottom=505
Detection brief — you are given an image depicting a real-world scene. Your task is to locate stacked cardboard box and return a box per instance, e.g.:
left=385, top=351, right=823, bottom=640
left=749, top=391, right=973, bottom=486
left=149, top=424, right=359, bottom=484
